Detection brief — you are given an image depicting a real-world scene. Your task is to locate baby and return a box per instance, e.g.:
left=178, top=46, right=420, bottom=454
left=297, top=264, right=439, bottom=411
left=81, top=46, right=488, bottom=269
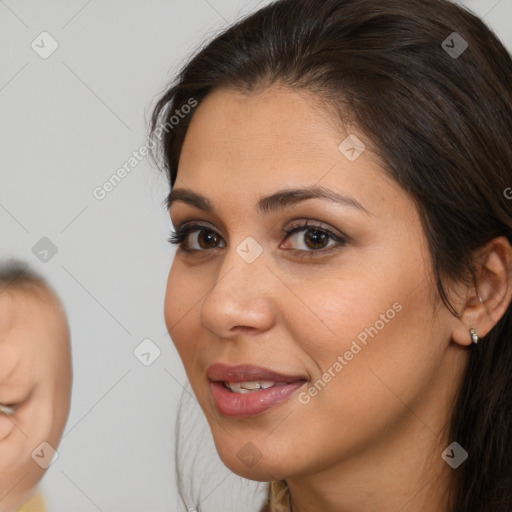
left=0, top=260, right=72, bottom=512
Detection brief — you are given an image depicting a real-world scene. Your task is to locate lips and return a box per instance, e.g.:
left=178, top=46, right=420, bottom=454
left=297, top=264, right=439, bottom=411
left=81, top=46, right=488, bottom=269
left=207, top=363, right=307, bottom=384
left=207, top=363, right=308, bottom=417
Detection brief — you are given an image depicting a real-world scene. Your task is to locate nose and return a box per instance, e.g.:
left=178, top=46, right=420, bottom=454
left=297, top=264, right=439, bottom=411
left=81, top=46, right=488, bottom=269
left=200, top=245, right=276, bottom=339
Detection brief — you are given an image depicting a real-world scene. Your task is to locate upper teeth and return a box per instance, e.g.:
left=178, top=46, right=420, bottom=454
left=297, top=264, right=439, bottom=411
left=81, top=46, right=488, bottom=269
left=225, top=380, right=276, bottom=393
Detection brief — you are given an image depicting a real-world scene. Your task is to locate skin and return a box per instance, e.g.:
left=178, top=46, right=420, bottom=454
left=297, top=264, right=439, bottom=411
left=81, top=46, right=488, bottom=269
left=0, top=287, right=72, bottom=512
left=164, top=84, right=512, bottom=512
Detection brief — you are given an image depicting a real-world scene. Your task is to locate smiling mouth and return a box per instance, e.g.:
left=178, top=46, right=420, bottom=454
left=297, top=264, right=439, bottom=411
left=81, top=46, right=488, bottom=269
left=222, top=380, right=293, bottom=393
left=206, top=363, right=309, bottom=417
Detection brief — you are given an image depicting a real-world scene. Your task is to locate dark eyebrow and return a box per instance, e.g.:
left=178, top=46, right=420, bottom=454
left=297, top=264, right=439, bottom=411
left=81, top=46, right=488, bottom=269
left=168, top=186, right=370, bottom=215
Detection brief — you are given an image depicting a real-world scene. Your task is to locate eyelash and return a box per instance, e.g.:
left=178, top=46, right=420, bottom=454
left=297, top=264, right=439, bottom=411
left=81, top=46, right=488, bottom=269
left=168, top=220, right=347, bottom=257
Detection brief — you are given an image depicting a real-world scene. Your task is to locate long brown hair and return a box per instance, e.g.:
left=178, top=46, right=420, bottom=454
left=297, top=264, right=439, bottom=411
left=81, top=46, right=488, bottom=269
left=151, top=1, right=512, bottom=510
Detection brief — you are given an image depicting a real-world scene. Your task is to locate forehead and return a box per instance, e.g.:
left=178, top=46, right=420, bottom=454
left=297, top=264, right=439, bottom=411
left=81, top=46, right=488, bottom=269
left=176, top=84, right=408, bottom=219
left=181, top=85, right=346, bottom=173
left=0, top=291, right=67, bottom=380
left=0, top=290, right=66, bottom=345
left=0, top=294, right=70, bottom=404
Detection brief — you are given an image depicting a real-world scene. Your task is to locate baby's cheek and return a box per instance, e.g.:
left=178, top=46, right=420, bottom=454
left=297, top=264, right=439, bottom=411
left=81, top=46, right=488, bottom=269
left=0, top=415, right=14, bottom=442
left=19, top=394, right=64, bottom=454
left=0, top=429, right=28, bottom=473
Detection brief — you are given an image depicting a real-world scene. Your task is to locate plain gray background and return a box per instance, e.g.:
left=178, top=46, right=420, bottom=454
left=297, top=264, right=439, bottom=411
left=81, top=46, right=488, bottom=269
left=0, top=1, right=510, bottom=511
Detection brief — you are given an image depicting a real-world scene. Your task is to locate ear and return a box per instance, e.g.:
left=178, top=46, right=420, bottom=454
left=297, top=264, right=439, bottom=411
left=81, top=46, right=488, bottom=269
left=452, top=236, right=512, bottom=347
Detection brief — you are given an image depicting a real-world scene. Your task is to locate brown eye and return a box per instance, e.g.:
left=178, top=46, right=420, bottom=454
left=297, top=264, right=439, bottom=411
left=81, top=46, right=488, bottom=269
left=282, top=223, right=345, bottom=253
left=197, top=229, right=221, bottom=249
left=168, top=223, right=226, bottom=252
left=303, top=229, right=329, bottom=249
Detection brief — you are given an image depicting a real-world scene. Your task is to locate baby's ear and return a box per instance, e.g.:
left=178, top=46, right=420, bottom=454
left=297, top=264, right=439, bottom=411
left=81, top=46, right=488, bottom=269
left=451, top=236, right=512, bottom=346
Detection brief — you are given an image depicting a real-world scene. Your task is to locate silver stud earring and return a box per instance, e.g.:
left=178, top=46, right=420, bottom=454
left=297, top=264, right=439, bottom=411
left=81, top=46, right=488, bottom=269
left=469, top=328, right=479, bottom=344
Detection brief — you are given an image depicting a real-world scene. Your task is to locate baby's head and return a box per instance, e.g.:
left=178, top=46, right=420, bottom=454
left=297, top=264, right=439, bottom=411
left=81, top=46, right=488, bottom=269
left=0, top=260, right=72, bottom=512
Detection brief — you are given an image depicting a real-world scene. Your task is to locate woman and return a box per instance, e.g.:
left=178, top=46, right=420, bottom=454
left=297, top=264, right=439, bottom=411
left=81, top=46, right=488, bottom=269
left=151, top=0, right=512, bottom=510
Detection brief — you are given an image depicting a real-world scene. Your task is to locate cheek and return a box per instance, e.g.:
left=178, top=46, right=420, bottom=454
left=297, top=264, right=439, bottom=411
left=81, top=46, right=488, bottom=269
left=290, top=240, right=433, bottom=372
left=0, top=431, right=45, bottom=507
left=293, top=279, right=440, bottom=433
left=164, top=264, right=205, bottom=372
left=0, top=415, right=14, bottom=444
left=283, top=272, right=398, bottom=369
left=0, top=436, right=24, bottom=475
left=285, top=262, right=441, bottom=416
left=49, top=373, right=72, bottom=439
left=164, top=262, right=206, bottom=329
left=0, top=416, right=43, bottom=477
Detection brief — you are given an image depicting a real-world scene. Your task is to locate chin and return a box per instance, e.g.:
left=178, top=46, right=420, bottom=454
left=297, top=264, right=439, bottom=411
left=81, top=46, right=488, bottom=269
left=222, top=456, right=289, bottom=482
left=213, top=437, right=296, bottom=481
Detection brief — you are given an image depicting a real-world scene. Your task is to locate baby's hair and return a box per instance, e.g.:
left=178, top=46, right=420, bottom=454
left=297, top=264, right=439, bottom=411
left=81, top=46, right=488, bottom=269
left=0, top=259, right=54, bottom=301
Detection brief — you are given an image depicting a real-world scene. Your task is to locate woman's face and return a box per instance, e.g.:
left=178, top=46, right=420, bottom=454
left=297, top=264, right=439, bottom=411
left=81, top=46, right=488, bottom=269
left=164, top=84, right=464, bottom=482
